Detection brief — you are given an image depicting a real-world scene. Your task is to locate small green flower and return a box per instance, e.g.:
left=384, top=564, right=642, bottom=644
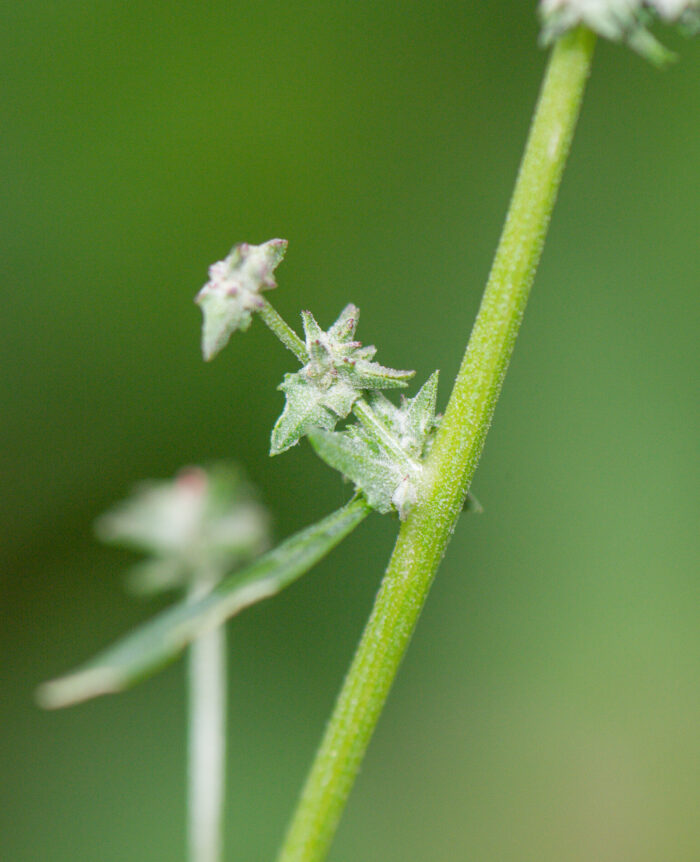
left=195, top=239, right=288, bottom=361
left=539, top=0, right=699, bottom=64
left=96, top=464, right=270, bottom=594
left=308, top=372, right=440, bottom=519
left=270, top=304, right=415, bottom=455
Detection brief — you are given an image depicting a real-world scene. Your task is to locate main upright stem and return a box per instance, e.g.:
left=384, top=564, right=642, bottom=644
left=277, top=27, right=596, bottom=862
left=188, top=580, right=227, bottom=862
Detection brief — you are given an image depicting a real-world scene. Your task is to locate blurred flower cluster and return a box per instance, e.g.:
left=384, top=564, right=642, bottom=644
left=97, top=464, right=270, bottom=595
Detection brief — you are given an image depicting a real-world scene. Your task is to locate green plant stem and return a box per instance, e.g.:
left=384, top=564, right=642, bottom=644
left=259, top=298, right=308, bottom=362
left=277, top=27, right=596, bottom=862
left=188, top=576, right=227, bottom=862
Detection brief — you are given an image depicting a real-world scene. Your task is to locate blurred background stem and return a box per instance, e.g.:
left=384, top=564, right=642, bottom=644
left=277, top=27, right=597, bottom=862
left=188, top=576, right=227, bottom=862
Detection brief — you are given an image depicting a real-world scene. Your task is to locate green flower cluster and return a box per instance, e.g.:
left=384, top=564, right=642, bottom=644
left=271, top=304, right=415, bottom=455
left=197, top=240, right=442, bottom=518
left=539, top=0, right=699, bottom=64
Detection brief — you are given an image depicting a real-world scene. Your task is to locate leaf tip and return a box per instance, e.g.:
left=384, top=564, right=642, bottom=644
left=36, top=667, right=123, bottom=710
left=269, top=430, right=297, bottom=457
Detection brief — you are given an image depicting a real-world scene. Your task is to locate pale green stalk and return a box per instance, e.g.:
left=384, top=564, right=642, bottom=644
left=259, top=298, right=308, bottom=363
left=187, top=589, right=227, bottom=862
left=277, top=27, right=597, bottom=862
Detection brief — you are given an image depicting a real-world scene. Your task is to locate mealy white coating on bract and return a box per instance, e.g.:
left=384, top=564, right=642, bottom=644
left=309, top=372, right=441, bottom=519
left=270, top=303, right=415, bottom=455
left=195, top=239, right=288, bottom=361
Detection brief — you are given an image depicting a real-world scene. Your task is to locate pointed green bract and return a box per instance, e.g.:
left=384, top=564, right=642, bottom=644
left=195, top=238, right=288, bottom=361
left=309, top=373, right=440, bottom=519
left=37, top=497, right=371, bottom=709
left=270, top=305, right=415, bottom=455
left=368, top=370, right=440, bottom=460
left=271, top=373, right=358, bottom=455
left=97, top=464, right=270, bottom=596
left=539, top=0, right=699, bottom=63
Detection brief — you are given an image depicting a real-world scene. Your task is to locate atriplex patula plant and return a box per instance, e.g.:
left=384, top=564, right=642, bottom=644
left=38, top=5, right=698, bottom=862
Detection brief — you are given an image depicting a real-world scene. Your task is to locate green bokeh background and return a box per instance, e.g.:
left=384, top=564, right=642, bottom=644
left=2, top=3, right=698, bottom=860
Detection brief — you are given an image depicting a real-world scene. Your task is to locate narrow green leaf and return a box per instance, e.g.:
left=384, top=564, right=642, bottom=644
left=37, top=497, right=371, bottom=710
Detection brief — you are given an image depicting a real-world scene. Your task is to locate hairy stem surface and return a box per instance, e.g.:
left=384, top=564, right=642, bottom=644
left=277, top=27, right=596, bottom=862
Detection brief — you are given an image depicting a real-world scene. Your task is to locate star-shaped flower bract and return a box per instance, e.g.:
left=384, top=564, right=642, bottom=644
left=195, top=238, right=288, bottom=361
left=270, top=304, right=415, bottom=455
left=308, top=372, right=440, bottom=519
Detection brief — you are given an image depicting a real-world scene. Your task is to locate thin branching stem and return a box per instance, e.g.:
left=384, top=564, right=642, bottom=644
left=259, top=298, right=308, bottom=362
left=277, top=27, right=597, bottom=862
